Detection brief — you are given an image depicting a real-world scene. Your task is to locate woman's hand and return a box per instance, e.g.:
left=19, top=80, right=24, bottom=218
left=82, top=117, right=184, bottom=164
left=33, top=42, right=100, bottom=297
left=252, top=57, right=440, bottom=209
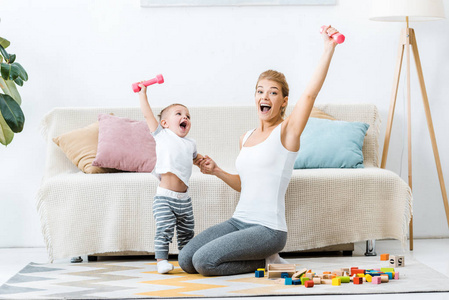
left=199, top=155, right=217, bottom=176
left=321, top=25, right=339, bottom=51
left=193, top=154, right=204, bottom=167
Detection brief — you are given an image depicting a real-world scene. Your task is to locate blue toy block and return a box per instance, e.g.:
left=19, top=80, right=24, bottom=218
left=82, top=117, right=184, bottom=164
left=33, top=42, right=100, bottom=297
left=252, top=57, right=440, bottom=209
left=255, top=270, right=264, bottom=278
left=281, top=272, right=289, bottom=278
left=385, top=272, right=394, bottom=279
left=284, top=278, right=293, bottom=285
left=292, top=279, right=302, bottom=285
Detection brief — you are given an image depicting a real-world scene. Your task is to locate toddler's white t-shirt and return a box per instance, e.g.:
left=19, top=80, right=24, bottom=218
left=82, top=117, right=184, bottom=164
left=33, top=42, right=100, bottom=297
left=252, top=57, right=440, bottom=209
left=151, top=124, right=197, bottom=187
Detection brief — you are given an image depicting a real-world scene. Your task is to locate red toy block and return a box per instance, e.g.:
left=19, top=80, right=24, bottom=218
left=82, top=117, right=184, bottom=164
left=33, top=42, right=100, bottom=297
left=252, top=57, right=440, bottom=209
left=353, top=277, right=363, bottom=284
left=352, top=269, right=365, bottom=275
left=305, top=280, right=314, bottom=288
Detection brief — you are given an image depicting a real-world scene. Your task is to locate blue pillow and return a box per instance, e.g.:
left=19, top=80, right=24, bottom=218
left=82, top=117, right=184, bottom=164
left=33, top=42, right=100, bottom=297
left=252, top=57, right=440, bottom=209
left=294, top=118, right=370, bottom=169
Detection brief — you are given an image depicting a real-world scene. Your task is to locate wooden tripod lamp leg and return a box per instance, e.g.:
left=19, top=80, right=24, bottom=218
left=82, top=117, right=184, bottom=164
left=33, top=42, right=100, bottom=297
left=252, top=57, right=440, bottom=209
left=381, top=29, right=406, bottom=169
left=409, top=29, right=449, bottom=230
left=405, top=27, right=413, bottom=251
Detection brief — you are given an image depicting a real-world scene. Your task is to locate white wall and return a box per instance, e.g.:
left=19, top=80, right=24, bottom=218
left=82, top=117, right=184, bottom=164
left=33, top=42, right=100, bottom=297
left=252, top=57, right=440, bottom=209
left=0, top=0, right=448, bottom=247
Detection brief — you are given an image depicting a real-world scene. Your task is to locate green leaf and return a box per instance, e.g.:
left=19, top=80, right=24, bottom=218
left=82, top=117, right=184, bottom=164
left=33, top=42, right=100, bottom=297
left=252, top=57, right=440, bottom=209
left=0, top=111, right=14, bottom=146
left=0, top=37, right=10, bottom=49
left=0, top=93, right=25, bottom=133
left=5, top=80, right=21, bottom=104
left=0, top=45, right=10, bottom=61
left=0, top=77, right=21, bottom=105
left=12, top=63, right=28, bottom=81
left=8, top=54, right=16, bottom=64
left=1, top=63, right=11, bottom=80
left=9, top=64, right=20, bottom=80
left=14, top=77, right=23, bottom=87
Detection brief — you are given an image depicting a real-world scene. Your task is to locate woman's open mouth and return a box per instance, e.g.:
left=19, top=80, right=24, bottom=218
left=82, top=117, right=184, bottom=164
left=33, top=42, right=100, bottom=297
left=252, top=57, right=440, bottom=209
left=260, top=103, right=272, bottom=114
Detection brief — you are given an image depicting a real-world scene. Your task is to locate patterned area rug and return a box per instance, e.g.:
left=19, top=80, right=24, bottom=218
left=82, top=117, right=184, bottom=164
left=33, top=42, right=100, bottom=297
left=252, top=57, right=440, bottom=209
left=1, top=256, right=448, bottom=299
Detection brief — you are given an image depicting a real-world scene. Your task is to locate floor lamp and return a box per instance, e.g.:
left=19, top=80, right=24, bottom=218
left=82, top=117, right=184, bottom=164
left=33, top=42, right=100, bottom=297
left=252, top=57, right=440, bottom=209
left=370, top=0, right=449, bottom=251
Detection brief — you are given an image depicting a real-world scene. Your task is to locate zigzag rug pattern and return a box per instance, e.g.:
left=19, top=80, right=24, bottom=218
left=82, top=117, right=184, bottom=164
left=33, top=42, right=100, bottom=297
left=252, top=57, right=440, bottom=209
left=1, top=256, right=449, bottom=299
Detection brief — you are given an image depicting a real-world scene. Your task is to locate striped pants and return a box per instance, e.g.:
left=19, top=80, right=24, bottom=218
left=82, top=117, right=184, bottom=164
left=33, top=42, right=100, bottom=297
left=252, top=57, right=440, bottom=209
left=153, top=187, right=194, bottom=260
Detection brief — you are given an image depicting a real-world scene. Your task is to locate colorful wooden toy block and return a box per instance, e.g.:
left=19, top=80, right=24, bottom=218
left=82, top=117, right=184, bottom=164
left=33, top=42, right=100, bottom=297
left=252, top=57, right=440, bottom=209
left=255, top=270, right=265, bottom=277
left=305, top=272, right=314, bottom=279
left=267, top=264, right=296, bottom=279
left=292, top=268, right=308, bottom=280
left=305, top=280, right=314, bottom=288
left=389, top=255, right=405, bottom=267
left=281, top=272, right=289, bottom=278
left=301, top=277, right=310, bottom=285
left=313, top=277, right=321, bottom=285
left=338, top=276, right=350, bottom=283
left=395, top=272, right=400, bottom=280
left=284, top=278, right=293, bottom=285
left=333, top=270, right=343, bottom=276
left=353, top=277, right=363, bottom=284
left=332, top=278, right=341, bottom=286
left=292, top=279, right=302, bottom=285
left=372, top=276, right=382, bottom=284
left=380, top=253, right=390, bottom=261
left=351, top=269, right=365, bottom=275
left=341, top=268, right=350, bottom=274
left=380, top=274, right=389, bottom=283
left=365, top=274, right=373, bottom=282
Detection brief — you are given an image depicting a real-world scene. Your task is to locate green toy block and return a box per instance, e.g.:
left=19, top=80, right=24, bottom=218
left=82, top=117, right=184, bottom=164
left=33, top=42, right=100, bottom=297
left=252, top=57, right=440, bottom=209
left=338, top=276, right=350, bottom=283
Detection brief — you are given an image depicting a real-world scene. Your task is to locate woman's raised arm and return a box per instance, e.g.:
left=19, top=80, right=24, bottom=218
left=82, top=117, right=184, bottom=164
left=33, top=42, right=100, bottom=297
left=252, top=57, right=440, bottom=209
left=283, top=26, right=339, bottom=152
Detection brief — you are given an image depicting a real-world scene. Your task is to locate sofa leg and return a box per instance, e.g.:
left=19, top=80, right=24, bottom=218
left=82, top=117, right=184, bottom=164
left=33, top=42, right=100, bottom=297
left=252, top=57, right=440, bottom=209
left=364, top=240, right=377, bottom=256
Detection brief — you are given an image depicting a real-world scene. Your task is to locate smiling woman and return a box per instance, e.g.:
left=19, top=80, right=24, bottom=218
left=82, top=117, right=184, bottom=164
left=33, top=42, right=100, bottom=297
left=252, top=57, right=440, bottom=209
left=178, top=26, right=340, bottom=276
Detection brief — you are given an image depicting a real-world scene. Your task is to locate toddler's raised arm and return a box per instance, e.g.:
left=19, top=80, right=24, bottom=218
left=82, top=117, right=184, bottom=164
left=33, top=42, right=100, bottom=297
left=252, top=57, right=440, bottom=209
left=138, top=84, right=159, bottom=133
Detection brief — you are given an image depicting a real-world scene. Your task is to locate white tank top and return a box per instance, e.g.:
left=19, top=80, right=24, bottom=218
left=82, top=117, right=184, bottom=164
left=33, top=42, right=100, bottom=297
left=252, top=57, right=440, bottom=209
left=233, top=122, right=298, bottom=232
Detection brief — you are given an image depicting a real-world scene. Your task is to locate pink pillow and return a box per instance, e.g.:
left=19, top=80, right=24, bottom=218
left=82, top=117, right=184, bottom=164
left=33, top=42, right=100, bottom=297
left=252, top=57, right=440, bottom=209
left=92, top=114, right=156, bottom=172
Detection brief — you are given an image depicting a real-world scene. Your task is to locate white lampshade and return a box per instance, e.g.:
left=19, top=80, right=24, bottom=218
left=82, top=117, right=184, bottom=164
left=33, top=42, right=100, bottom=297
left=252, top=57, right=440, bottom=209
left=370, top=0, right=446, bottom=22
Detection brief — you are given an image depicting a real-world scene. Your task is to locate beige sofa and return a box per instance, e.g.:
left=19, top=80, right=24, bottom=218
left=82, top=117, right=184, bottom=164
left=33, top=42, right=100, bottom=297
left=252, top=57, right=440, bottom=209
left=38, top=104, right=412, bottom=262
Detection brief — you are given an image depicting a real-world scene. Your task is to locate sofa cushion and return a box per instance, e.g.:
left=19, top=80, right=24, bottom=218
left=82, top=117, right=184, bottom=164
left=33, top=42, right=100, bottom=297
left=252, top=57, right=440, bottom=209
left=310, top=106, right=336, bottom=120
left=53, top=121, right=117, bottom=174
left=92, top=114, right=156, bottom=172
left=294, top=118, right=370, bottom=169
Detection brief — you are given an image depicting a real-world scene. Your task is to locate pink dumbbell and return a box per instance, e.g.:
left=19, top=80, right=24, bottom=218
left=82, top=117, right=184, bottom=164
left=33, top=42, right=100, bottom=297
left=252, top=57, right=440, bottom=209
left=132, top=74, right=164, bottom=93
left=320, top=25, right=345, bottom=44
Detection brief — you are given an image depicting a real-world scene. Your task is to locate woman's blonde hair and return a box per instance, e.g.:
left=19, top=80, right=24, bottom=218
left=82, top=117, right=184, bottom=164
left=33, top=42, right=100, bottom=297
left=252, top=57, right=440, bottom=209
left=256, top=70, right=289, bottom=118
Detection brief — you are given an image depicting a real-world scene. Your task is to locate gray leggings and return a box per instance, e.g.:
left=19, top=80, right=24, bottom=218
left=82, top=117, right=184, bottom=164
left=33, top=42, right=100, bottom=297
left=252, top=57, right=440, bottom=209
left=178, top=218, right=287, bottom=276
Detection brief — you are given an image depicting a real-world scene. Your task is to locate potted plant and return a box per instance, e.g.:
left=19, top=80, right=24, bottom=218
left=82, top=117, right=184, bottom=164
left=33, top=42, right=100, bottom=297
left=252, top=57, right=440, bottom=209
left=0, top=37, right=28, bottom=146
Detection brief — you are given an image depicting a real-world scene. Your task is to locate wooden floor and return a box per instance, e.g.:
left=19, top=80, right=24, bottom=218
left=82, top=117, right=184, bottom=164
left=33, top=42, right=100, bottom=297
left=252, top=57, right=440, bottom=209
left=1, top=239, right=448, bottom=300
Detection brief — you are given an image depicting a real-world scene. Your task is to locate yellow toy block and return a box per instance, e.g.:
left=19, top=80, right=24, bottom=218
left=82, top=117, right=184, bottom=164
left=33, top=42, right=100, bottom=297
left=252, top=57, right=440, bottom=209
left=365, top=274, right=373, bottom=283
left=332, top=278, right=342, bottom=286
